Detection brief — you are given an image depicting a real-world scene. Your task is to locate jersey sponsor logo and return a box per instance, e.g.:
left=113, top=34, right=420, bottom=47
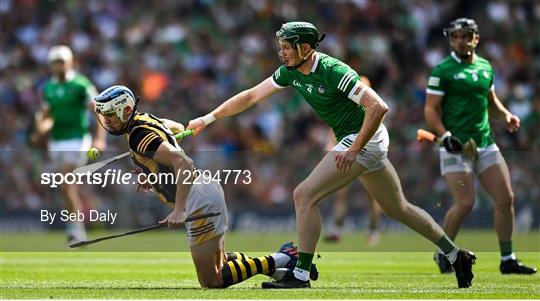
left=428, top=76, right=440, bottom=87
left=318, top=84, right=325, bottom=94
left=338, top=70, right=357, bottom=92
left=453, top=72, right=466, bottom=80
left=293, top=80, right=301, bottom=87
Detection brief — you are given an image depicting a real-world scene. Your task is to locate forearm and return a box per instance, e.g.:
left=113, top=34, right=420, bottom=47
left=35, top=109, right=53, bottom=134
left=172, top=154, right=194, bottom=212
left=94, top=122, right=106, bottom=141
left=488, top=97, right=511, bottom=121
left=424, top=106, right=447, bottom=136
left=211, top=89, right=255, bottom=120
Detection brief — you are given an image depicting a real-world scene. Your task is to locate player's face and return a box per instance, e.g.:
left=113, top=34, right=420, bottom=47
left=277, top=40, right=297, bottom=67
left=449, top=30, right=479, bottom=58
left=98, top=112, right=123, bottom=132
left=50, top=60, right=69, bottom=76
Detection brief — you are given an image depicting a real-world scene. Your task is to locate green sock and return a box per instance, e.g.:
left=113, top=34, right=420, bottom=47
left=499, top=241, right=513, bottom=257
left=435, top=234, right=457, bottom=254
left=296, top=252, right=314, bottom=271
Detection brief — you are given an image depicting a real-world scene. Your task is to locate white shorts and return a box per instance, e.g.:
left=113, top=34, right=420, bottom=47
left=439, top=143, right=505, bottom=176
left=48, top=134, right=92, bottom=170
left=185, top=181, right=228, bottom=247
left=332, top=124, right=390, bottom=174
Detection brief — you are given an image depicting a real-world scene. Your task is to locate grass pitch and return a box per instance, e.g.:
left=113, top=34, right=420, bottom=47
left=1, top=231, right=539, bottom=299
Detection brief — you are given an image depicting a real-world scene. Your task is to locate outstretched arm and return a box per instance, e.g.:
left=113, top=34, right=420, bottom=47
left=187, top=78, right=281, bottom=135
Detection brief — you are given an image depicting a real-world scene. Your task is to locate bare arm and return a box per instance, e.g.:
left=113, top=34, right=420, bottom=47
left=153, top=141, right=194, bottom=227
left=34, top=104, right=53, bottom=135
left=488, top=89, right=520, bottom=132
left=88, top=101, right=107, bottom=150
left=187, top=78, right=281, bottom=135
left=488, top=90, right=511, bottom=121
left=334, top=82, right=388, bottom=172
left=424, top=93, right=447, bottom=136
left=349, top=83, right=389, bottom=152
left=211, top=78, right=280, bottom=118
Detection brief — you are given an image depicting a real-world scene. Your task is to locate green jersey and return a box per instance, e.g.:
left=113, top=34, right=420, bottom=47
left=271, top=52, right=366, bottom=141
left=42, top=71, right=97, bottom=140
left=426, top=52, right=494, bottom=147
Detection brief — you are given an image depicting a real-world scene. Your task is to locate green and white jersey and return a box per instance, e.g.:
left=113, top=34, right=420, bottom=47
left=426, top=52, right=494, bottom=147
left=42, top=71, right=97, bottom=140
left=271, top=52, right=366, bottom=141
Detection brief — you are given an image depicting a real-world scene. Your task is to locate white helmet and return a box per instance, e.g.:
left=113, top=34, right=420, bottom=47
left=47, top=45, right=73, bottom=63
left=94, top=85, right=138, bottom=135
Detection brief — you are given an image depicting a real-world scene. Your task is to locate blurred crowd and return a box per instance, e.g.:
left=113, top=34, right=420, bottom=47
left=1, top=0, right=538, bottom=228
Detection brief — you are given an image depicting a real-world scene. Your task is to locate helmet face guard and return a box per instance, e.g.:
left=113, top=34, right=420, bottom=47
left=94, top=85, right=138, bottom=136
left=444, top=18, right=479, bottom=58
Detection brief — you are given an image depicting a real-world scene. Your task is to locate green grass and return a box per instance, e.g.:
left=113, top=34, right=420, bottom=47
left=1, top=231, right=539, bottom=299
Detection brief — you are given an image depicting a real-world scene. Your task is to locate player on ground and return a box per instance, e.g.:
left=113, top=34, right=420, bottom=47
left=424, top=18, right=536, bottom=275
left=92, top=85, right=318, bottom=288
left=324, top=76, right=382, bottom=246
left=187, top=22, right=476, bottom=288
left=32, top=45, right=106, bottom=244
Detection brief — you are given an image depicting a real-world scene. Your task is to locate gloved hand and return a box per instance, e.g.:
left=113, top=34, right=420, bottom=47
left=440, top=131, right=463, bottom=154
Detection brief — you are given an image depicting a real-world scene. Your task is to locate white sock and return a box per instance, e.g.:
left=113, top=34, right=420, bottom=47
left=271, top=253, right=291, bottom=268
left=445, top=248, right=459, bottom=264
left=270, top=268, right=288, bottom=281
left=66, top=221, right=86, bottom=239
left=501, top=253, right=516, bottom=262
left=293, top=267, right=310, bottom=281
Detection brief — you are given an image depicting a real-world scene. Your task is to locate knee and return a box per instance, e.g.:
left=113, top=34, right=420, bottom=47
left=293, top=184, right=316, bottom=210
left=495, top=192, right=515, bottom=209
left=198, top=276, right=224, bottom=289
left=379, top=202, right=408, bottom=220
left=454, top=197, right=475, bottom=214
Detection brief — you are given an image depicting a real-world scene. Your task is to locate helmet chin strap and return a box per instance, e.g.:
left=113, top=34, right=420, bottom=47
left=286, top=47, right=315, bottom=70
left=285, top=34, right=326, bottom=71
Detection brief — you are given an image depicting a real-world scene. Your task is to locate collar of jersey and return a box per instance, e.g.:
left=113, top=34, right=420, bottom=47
left=451, top=51, right=476, bottom=64
left=310, top=52, right=320, bottom=73
left=52, top=70, right=76, bottom=83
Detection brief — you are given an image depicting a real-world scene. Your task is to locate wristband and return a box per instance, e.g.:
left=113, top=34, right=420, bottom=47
left=201, top=113, right=216, bottom=126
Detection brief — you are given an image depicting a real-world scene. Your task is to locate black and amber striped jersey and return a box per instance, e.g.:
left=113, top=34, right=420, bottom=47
left=124, top=112, right=182, bottom=207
